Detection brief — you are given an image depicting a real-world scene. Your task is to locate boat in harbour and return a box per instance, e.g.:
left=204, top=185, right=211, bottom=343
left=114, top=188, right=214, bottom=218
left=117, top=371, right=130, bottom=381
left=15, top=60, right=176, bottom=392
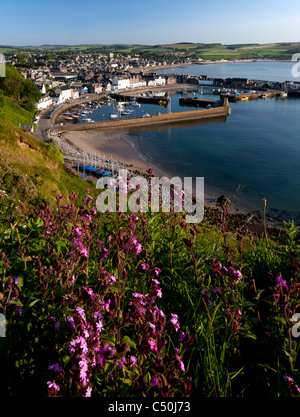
left=130, top=100, right=141, bottom=108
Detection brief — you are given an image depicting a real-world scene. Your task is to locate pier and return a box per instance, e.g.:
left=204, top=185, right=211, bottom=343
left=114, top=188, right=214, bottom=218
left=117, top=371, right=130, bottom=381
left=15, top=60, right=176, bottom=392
left=52, top=99, right=230, bottom=133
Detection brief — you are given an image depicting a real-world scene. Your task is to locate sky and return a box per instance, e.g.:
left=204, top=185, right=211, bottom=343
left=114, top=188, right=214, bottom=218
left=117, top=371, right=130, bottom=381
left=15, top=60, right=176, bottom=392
left=1, top=0, right=300, bottom=46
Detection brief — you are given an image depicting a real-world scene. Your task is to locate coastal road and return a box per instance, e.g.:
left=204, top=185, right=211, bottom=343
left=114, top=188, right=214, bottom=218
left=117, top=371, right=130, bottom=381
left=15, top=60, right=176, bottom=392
left=34, top=107, right=53, bottom=143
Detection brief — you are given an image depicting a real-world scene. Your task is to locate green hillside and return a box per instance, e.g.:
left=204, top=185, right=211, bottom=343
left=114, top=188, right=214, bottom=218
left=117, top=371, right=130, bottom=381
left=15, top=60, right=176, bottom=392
left=1, top=42, right=300, bottom=60
left=0, top=69, right=95, bottom=218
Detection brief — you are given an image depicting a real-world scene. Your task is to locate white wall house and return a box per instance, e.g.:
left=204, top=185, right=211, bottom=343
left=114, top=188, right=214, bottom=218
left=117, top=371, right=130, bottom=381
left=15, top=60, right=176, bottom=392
left=148, top=76, right=166, bottom=87
left=55, top=86, right=73, bottom=103
left=129, top=79, right=147, bottom=89
left=112, top=76, right=130, bottom=90
left=36, top=96, right=53, bottom=110
left=92, top=83, right=103, bottom=93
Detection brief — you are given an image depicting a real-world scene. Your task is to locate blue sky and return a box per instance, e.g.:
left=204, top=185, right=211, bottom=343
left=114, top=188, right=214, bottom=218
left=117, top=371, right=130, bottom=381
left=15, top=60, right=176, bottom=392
left=1, top=0, right=300, bottom=46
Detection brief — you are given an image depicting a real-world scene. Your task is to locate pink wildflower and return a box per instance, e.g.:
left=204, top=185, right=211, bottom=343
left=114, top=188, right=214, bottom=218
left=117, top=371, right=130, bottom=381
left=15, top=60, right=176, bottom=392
left=148, top=339, right=158, bottom=352
left=149, top=322, right=156, bottom=333
left=47, top=380, right=60, bottom=393
left=154, top=267, right=162, bottom=276
left=170, top=313, right=180, bottom=332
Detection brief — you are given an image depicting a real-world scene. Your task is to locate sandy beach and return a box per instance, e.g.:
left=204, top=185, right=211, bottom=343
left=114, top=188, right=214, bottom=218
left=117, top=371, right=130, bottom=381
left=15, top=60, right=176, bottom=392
left=54, top=126, right=289, bottom=236
left=59, top=128, right=249, bottom=214
left=61, top=129, right=168, bottom=178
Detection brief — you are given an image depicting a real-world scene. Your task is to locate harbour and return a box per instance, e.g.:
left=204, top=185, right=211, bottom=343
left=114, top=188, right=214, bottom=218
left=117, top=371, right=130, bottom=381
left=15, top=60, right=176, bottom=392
left=45, top=61, right=300, bottom=224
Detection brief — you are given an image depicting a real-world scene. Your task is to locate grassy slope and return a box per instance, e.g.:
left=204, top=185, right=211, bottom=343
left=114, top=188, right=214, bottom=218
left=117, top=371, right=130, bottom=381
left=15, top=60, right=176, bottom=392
left=0, top=95, right=95, bottom=217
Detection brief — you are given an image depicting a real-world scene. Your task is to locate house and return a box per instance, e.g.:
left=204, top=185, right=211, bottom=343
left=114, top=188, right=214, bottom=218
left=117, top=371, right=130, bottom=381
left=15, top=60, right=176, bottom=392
left=225, top=78, right=249, bottom=88
left=129, top=75, right=147, bottom=89
left=72, top=89, right=79, bottom=99
left=81, top=86, right=89, bottom=95
left=55, top=85, right=73, bottom=103
left=147, top=76, right=166, bottom=87
left=70, top=81, right=83, bottom=90
left=91, top=83, right=103, bottom=94
left=36, top=95, right=53, bottom=110
left=111, top=76, right=130, bottom=90
left=165, top=75, right=177, bottom=85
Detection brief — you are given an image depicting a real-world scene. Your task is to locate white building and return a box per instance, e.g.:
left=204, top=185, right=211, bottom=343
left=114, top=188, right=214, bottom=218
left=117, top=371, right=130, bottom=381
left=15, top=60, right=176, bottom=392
left=92, top=83, right=103, bottom=94
left=148, top=76, right=166, bottom=87
left=112, top=76, right=130, bottom=90
left=129, top=78, right=147, bottom=89
left=55, top=86, right=73, bottom=103
left=36, top=96, right=53, bottom=110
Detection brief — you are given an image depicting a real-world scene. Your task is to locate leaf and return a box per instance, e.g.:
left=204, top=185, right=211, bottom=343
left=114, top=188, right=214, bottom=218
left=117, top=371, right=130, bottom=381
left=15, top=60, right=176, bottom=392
left=122, top=335, right=136, bottom=350
left=27, top=218, right=44, bottom=231
left=273, top=315, right=287, bottom=325
left=120, top=378, right=133, bottom=385
left=28, top=299, right=40, bottom=308
left=229, top=367, right=244, bottom=380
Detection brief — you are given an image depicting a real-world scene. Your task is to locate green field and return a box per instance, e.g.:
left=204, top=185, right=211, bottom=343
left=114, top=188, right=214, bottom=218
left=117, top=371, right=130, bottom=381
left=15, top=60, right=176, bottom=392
left=1, top=42, right=299, bottom=60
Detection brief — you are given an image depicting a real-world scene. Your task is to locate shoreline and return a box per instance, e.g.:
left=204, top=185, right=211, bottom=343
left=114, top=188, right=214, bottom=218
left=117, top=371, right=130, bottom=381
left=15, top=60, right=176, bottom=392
left=134, top=59, right=293, bottom=75
left=53, top=128, right=286, bottom=237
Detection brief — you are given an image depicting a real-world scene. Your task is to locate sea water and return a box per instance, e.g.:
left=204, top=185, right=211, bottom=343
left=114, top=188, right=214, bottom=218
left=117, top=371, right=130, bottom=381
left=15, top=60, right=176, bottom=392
left=90, top=62, right=300, bottom=223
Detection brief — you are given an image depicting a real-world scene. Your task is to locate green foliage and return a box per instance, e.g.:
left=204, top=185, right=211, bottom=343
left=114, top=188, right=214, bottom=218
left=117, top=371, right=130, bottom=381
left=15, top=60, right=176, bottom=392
left=0, top=65, right=41, bottom=110
left=0, top=190, right=299, bottom=398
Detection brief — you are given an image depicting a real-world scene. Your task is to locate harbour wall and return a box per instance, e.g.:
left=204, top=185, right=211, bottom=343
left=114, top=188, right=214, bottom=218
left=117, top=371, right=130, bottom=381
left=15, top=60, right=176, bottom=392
left=51, top=93, right=106, bottom=125
left=52, top=104, right=230, bottom=133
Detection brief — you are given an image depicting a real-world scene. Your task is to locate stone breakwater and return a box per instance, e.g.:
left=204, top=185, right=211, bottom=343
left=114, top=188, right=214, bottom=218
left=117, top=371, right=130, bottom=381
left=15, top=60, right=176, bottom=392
left=53, top=105, right=230, bottom=133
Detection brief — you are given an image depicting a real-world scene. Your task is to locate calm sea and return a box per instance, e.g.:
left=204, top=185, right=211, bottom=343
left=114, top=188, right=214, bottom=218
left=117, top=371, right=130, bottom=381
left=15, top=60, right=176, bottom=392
left=89, top=62, right=300, bottom=223
left=157, top=61, right=300, bottom=83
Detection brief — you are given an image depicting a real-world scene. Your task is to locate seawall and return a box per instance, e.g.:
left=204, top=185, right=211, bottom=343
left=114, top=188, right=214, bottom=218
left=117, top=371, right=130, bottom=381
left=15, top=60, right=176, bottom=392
left=51, top=93, right=106, bottom=125
left=52, top=105, right=230, bottom=133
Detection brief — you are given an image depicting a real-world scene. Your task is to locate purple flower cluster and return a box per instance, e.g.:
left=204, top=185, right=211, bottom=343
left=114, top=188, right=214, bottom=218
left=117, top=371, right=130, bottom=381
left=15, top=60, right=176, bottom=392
left=124, top=278, right=194, bottom=396
left=271, top=272, right=300, bottom=324
left=283, top=375, right=300, bottom=397
left=212, top=259, right=243, bottom=284
left=46, top=274, right=193, bottom=397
